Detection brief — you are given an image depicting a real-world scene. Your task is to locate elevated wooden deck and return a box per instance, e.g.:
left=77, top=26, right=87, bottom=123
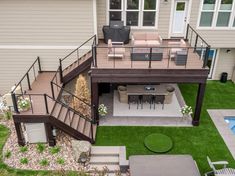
left=94, top=40, right=204, bottom=70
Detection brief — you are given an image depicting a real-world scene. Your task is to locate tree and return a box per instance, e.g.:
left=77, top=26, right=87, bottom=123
left=73, top=75, right=91, bottom=118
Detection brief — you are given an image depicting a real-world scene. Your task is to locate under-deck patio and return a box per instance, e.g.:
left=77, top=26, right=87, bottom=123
left=98, top=84, right=192, bottom=126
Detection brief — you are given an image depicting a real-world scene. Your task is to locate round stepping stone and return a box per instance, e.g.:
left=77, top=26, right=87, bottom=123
left=144, top=133, right=173, bottom=153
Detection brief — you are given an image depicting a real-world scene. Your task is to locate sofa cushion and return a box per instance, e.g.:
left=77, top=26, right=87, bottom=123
left=133, top=32, right=146, bottom=40
left=133, top=40, right=147, bottom=47
left=146, top=33, right=160, bottom=41
left=146, top=40, right=160, bottom=47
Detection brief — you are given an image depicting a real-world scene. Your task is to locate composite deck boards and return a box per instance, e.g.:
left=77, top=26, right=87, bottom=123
left=19, top=72, right=58, bottom=116
left=95, top=40, right=203, bottom=69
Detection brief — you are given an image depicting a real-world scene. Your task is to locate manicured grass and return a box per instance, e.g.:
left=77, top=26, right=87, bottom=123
left=96, top=81, right=235, bottom=174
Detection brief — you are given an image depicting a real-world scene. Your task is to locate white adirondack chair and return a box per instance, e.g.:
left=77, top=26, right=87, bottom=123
left=207, top=156, right=235, bottom=176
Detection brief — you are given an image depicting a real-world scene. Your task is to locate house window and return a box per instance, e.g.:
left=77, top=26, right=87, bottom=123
left=199, top=0, right=235, bottom=28
left=126, top=0, right=140, bottom=26
left=216, top=0, right=233, bottom=27
left=233, top=18, right=235, bottom=26
left=199, top=0, right=216, bottom=27
left=143, top=0, right=157, bottom=26
left=108, top=0, right=158, bottom=28
left=109, top=0, right=123, bottom=21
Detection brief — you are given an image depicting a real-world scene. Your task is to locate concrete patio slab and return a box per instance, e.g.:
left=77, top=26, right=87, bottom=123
left=99, top=84, right=192, bottom=126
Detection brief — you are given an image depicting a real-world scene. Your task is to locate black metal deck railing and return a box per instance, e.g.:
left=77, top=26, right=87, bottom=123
left=11, top=57, right=41, bottom=113
left=186, top=24, right=211, bottom=68
left=93, top=43, right=205, bottom=69
left=59, top=35, right=96, bottom=83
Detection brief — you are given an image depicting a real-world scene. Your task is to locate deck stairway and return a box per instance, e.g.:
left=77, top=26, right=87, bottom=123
left=89, top=146, right=129, bottom=174
left=50, top=101, right=96, bottom=143
left=12, top=35, right=97, bottom=145
left=62, top=51, right=93, bottom=84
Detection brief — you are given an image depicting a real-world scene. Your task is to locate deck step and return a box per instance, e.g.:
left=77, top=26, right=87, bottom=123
left=91, top=146, right=120, bottom=156
left=90, top=156, right=119, bottom=164
left=88, top=164, right=120, bottom=173
left=77, top=117, right=85, bottom=133
left=51, top=103, right=62, bottom=118
left=71, top=113, right=80, bottom=129
left=64, top=110, right=73, bottom=125
left=58, top=106, right=68, bottom=122
left=84, top=120, right=91, bottom=136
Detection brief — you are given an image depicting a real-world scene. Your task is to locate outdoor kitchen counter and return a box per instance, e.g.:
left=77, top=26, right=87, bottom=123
left=126, top=84, right=169, bottom=95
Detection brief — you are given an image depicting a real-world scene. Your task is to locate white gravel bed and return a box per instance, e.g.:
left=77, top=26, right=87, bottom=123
left=1, top=119, right=86, bottom=171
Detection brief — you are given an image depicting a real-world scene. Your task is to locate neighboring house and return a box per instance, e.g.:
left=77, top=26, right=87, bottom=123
left=0, top=0, right=235, bottom=94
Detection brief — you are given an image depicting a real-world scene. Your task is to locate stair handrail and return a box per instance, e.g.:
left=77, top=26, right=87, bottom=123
left=51, top=81, right=91, bottom=107
left=46, top=94, right=93, bottom=123
left=11, top=57, right=42, bottom=113
left=59, top=35, right=96, bottom=83
left=13, top=92, right=93, bottom=123
left=61, top=35, right=96, bottom=62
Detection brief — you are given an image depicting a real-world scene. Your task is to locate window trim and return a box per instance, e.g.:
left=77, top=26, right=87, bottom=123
left=197, top=0, right=235, bottom=30
left=107, top=0, right=159, bottom=29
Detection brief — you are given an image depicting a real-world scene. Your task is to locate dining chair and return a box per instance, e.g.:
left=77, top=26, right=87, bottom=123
left=128, top=95, right=140, bottom=109
left=141, top=95, right=153, bottom=109
left=153, top=95, right=165, bottom=109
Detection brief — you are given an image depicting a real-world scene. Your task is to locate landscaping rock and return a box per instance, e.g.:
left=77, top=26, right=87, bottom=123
left=71, top=140, right=91, bottom=163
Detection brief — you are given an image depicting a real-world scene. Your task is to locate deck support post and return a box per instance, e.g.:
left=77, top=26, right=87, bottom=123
left=14, top=122, right=25, bottom=146
left=91, top=81, right=99, bottom=125
left=45, top=123, right=56, bottom=146
left=193, top=83, right=206, bottom=126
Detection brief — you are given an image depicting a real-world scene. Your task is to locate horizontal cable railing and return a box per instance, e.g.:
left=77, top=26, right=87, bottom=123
left=11, top=57, right=41, bottom=113
left=93, top=43, right=207, bottom=69
left=186, top=24, right=211, bottom=68
left=59, top=35, right=96, bottom=83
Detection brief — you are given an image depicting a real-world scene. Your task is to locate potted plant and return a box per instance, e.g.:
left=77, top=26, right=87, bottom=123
left=0, top=97, right=12, bottom=120
left=17, top=97, right=31, bottom=112
left=98, top=104, right=108, bottom=117
left=180, top=105, right=193, bottom=119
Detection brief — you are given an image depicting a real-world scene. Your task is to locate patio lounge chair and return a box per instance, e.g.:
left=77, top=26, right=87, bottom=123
left=207, top=156, right=235, bottom=176
left=107, top=39, right=125, bottom=59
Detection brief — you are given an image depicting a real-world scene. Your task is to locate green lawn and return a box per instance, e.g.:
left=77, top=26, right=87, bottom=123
left=0, top=81, right=235, bottom=175
left=96, top=81, right=235, bottom=174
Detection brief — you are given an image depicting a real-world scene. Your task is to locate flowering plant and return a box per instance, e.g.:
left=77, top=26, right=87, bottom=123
left=0, top=96, right=12, bottom=119
left=180, top=105, right=193, bottom=116
left=18, top=97, right=31, bottom=111
left=98, top=104, right=108, bottom=116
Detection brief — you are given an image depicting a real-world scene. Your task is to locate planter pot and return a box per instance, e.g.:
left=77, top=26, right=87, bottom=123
left=19, top=107, right=31, bottom=112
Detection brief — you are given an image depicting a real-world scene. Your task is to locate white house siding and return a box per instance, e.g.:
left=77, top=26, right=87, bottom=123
left=0, top=0, right=94, bottom=45
left=189, top=0, right=235, bottom=48
left=213, top=49, right=235, bottom=80
left=0, top=0, right=95, bottom=94
left=97, top=0, right=107, bottom=39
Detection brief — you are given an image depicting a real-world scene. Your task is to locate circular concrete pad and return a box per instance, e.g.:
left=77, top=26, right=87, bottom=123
left=144, top=133, right=173, bottom=153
